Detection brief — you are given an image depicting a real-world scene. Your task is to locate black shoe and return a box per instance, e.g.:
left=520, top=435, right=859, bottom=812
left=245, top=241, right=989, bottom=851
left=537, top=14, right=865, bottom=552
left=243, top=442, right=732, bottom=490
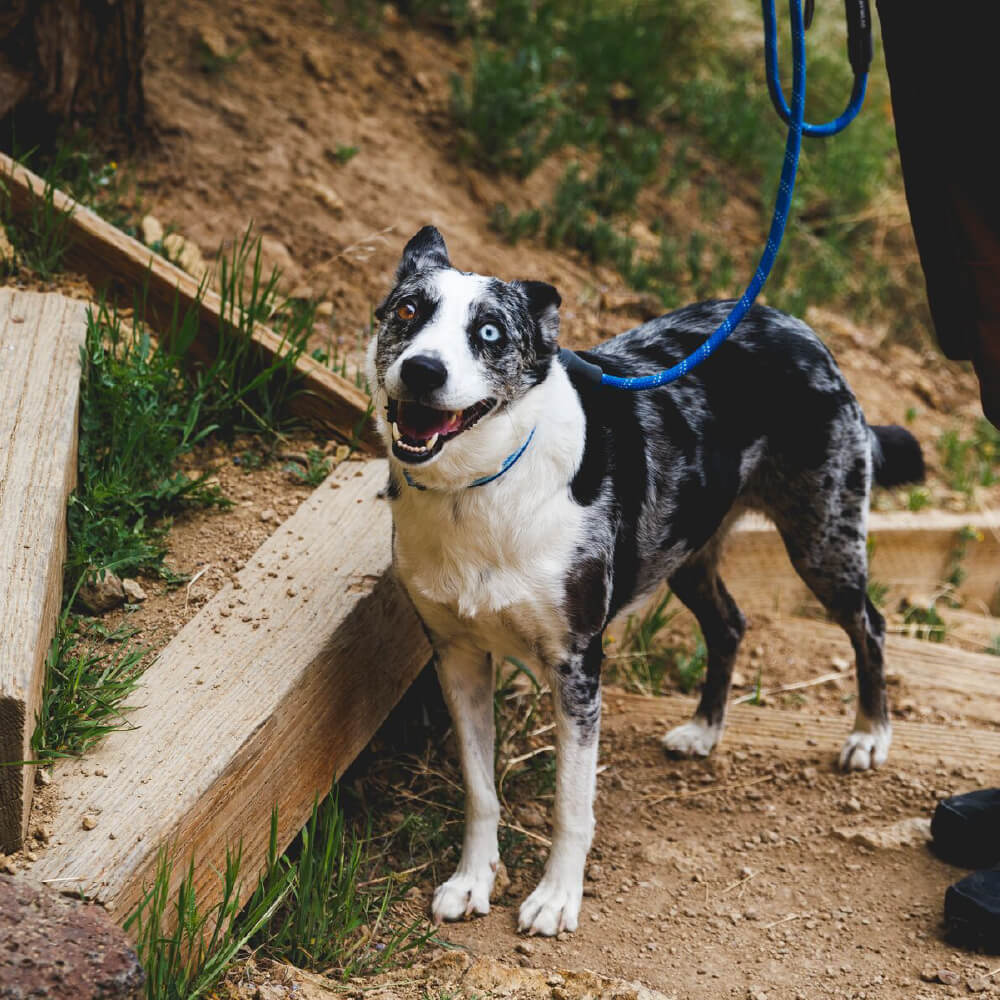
left=945, top=867, right=1000, bottom=953
left=931, top=789, right=1000, bottom=869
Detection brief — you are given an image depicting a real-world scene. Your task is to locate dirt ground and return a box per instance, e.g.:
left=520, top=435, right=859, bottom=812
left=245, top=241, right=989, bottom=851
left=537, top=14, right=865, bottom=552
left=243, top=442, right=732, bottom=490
left=6, top=0, right=1000, bottom=996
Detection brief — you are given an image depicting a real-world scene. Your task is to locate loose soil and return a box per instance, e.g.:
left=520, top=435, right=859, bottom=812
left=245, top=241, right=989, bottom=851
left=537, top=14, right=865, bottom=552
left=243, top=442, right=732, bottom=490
left=5, top=1, right=1000, bottom=997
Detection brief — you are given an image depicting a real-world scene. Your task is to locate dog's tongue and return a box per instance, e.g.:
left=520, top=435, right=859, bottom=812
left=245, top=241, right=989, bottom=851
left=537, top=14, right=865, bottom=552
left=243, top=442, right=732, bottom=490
left=397, top=401, right=461, bottom=440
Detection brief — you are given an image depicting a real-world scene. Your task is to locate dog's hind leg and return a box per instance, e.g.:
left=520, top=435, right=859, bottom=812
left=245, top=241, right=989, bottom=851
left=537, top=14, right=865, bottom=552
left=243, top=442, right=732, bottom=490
left=661, top=542, right=747, bottom=758
left=771, top=476, right=891, bottom=770
left=431, top=643, right=501, bottom=924
left=519, top=636, right=602, bottom=936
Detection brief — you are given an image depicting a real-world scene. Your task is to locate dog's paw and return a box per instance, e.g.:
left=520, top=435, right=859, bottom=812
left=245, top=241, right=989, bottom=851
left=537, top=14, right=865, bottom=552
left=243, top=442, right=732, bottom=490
left=431, top=869, right=494, bottom=924
left=518, top=876, right=582, bottom=936
left=839, top=722, right=891, bottom=771
left=661, top=718, right=721, bottom=758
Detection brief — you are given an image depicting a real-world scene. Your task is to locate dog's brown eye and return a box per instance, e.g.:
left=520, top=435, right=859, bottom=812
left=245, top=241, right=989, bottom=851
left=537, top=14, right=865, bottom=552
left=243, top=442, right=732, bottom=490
left=396, top=301, right=416, bottom=321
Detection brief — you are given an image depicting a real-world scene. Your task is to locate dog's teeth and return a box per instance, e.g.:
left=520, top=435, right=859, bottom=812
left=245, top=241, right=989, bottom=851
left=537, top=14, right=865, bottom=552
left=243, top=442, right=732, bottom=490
left=426, top=434, right=439, bottom=450
left=391, top=422, right=401, bottom=441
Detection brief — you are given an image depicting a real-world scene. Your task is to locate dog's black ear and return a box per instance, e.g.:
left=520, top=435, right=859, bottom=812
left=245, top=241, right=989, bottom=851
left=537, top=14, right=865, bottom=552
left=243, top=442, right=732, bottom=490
left=517, top=280, right=561, bottom=346
left=397, top=226, right=450, bottom=280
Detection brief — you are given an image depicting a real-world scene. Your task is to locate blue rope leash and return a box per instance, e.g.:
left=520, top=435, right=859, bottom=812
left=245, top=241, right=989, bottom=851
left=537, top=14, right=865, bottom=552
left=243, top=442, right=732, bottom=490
left=566, top=0, right=870, bottom=393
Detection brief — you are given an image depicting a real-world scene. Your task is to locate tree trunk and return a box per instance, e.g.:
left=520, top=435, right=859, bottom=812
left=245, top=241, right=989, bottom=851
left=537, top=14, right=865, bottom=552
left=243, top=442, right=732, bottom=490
left=0, top=0, right=145, bottom=149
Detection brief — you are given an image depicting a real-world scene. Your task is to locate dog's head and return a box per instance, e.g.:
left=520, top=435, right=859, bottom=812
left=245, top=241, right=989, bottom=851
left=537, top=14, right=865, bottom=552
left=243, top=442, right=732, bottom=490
left=368, top=226, right=561, bottom=476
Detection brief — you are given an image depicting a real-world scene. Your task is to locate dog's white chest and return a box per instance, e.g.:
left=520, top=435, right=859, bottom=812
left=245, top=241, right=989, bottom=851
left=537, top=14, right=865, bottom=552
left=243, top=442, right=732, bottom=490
left=392, top=477, right=583, bottom=657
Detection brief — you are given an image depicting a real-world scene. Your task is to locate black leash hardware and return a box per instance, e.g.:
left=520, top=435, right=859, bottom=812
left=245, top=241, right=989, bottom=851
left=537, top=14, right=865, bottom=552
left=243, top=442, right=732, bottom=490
left=844, top=0, right=872, bottom=75
left=558, top=347, right=605, bottom=386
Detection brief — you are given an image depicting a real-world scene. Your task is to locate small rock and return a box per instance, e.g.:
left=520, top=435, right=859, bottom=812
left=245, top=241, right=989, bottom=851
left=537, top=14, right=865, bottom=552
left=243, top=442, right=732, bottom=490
left=0, top=225, right=18, bottom=267
left=306, top=179, right=345, bottom=215
left=197, top=25, right=228, bottom=59
left=35, top=770, right=52, bottom=788
left=587, top=862, right=605, bottom=882
left=260, top=509, right=277, bottom=523
left=831, top=656, right=850, bottom=672
left=32, top=824, right=51, bottom=843
left=936, top=969, right=961, bottom=986
left=303, top=43, right=334, bottom=81
left=749, top=990, right=769, bottom=1000
left=2, top=859, right=16, bottom=875
left=140, top=215, right=164, bottom=246
left=78, top=569, right=126, bottom=613
left=490, top=860, right=510, bottom=901
left=967, top=975, right=990, bottom=993
left=122, top=578, right=147, bottom=602
left=316, top=300, right=335, bottom=318
left=82, top=815, right=98, bottom=831
left=834, top=816, right=931, bottom=850
left=162, top=232, right=208, bottom=281
left=515, top=941, right=534, bottom=956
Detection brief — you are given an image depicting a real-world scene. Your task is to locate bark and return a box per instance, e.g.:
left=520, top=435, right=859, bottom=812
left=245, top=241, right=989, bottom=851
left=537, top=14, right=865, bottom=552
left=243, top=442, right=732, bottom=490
left=0, top=0, right=144, bottom=148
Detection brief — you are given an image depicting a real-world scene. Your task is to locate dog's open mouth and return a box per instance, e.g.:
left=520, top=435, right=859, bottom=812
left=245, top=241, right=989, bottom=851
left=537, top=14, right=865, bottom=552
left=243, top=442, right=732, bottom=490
left=386, top=398, right=497, bottom=464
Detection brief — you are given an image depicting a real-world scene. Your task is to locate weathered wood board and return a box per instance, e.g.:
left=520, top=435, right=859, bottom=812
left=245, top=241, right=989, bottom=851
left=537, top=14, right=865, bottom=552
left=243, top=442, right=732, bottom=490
left=31, top=459, right=431, bottom=922
left=606, top=691, right=1000, bottom=772
left=720, top=511, right=1000, bottom=612
left=0, top=151, right=379, bottom=451
left=0, top=290, right=88, bottom=852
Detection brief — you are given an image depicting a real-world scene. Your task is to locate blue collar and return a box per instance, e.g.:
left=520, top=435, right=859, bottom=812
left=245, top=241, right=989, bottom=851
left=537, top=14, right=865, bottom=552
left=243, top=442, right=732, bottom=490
left=402, top=427, right=536, bottom=492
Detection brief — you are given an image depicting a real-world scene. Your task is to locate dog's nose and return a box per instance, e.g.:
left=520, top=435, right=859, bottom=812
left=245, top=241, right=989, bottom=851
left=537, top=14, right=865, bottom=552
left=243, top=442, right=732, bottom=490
left=400, top=354, right=448, bottom=394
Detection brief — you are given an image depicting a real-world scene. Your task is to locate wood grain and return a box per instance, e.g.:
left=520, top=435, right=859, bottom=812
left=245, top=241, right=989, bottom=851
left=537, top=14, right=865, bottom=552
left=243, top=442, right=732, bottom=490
left=31, top=459, right=431, bottom=923
left=605, top=690, right=1000, bottom=769
left=0, top=289, right=88, bottom=852
left=719, top=511, right=1000, bottom=612
left=0, top=151, right=380, bottom=452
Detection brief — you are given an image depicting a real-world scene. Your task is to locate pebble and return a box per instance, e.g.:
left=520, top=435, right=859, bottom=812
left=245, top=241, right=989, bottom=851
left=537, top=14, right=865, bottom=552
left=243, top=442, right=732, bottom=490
left=831, top=656, right=850, bottom=672
left=82, top=815, right=98, bottom=831
left=122, top=578, right=147, bottom=602
left=260, top=509, right=277, bottom=523
left=35, top=769, right=52, bottom=787
left=967, top=976, right=990, bottom=993
left=936, top=970, right=961, bottom=986
left=515, top=941, right=534, bottom=956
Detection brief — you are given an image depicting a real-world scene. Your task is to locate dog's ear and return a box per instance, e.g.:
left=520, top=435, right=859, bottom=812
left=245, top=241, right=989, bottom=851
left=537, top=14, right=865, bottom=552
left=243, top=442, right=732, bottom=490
left=517, top=280, right=561, bottom=347
left=396, top=226, right=450, bottom=281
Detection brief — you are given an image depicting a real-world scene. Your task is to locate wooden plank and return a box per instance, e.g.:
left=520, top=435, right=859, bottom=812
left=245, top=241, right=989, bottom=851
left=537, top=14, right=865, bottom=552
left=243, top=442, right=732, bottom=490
left=0, top=151, right=380, bottom=452
left=719, top=511, right=1000, bottom=612
left=604, top=690, right=1000, bottom=769
left=0, top=290, right=87, bottom=853
left=31, top=459, right=431, bottom=921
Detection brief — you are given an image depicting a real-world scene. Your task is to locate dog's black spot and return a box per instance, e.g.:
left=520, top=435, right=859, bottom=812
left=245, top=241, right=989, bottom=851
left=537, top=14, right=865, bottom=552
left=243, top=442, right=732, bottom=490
left=385, top=473, right=401, bottom=500
left=568, top=358, right=648, bottom=619
left=845, top=457, right=867, bottom=492
left=564, top=555, right=609, bottom=639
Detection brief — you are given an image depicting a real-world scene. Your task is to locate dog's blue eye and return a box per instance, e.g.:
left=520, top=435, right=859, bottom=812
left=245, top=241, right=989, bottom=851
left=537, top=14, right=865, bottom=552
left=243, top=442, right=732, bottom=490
left=479, top=323, right=502, bottom=343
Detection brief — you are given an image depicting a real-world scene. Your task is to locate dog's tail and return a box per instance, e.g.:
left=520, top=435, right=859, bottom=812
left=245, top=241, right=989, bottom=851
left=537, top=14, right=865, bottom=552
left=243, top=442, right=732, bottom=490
left=869, top=424, right=925, bottom=487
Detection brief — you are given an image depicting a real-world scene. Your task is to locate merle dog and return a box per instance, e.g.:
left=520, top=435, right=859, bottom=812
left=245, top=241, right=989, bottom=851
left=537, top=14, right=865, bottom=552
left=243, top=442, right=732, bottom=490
left=366, top=226, right=924, bottom=936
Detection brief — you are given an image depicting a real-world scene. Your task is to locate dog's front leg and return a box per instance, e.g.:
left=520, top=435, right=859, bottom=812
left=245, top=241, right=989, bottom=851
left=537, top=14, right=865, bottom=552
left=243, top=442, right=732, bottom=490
left=431, top=642, right=500, bottom=924
left=519, top=646, right=601, bottom=936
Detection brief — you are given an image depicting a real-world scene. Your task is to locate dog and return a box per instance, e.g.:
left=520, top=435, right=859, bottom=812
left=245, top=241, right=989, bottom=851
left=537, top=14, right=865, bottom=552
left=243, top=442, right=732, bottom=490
left=366, top=226, right=925, bottom=937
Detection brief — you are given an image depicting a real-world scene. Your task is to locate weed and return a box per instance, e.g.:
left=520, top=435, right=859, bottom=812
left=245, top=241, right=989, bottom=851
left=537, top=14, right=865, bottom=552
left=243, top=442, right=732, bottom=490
left=68, top=300, right=228, bottom=587
left=674, top=635, right=708, bottom=695
left=901, top=602, right=947, bottom=643
left=939, top=421, right=1000, bottom=495
left=125, top=843, right=293, bottom=1000
left=3, top=170, right=75, bottom=279
left=251, top=797, right=432, bottom=974
left=30, top=611, right=144, bottom=763
left=197, top=41, right=248, bottom=76
left=331, top=144, right=360, bottom=164
left=865, top=537, right=889, bottom=609
left=945, top=525, right=982, bottom=591
left=907, top=488, right=931, bottom=512
left=285, top=447, right=333, bottom=487
left=987, top=636, right=1000, bottom=657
